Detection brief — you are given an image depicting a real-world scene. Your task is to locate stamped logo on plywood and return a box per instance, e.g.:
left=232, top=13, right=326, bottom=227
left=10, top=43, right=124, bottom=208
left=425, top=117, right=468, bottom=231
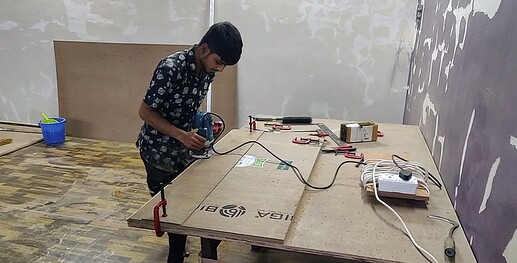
left=199, top=204, right=247, bottom=218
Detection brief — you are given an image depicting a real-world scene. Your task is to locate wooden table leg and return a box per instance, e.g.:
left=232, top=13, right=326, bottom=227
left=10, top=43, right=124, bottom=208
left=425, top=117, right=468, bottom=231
left=201, top=238, right=221, bottom=259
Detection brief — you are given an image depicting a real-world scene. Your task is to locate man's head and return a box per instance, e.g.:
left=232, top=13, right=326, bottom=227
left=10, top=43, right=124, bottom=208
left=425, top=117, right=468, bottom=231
left=198, top=21, right=243, bottom=73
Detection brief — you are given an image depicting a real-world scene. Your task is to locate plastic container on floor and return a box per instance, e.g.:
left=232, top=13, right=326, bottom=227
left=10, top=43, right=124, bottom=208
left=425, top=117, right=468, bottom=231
left=39, top=117, right=66, bottom=146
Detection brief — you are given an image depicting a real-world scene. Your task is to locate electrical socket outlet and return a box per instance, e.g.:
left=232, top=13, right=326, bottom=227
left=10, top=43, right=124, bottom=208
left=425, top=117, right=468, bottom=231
left=377, top=172, right=418, bottom=195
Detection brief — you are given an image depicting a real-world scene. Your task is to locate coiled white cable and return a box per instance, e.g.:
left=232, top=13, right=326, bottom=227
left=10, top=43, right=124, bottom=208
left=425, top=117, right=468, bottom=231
left=363, top=159, right=439, bottom=263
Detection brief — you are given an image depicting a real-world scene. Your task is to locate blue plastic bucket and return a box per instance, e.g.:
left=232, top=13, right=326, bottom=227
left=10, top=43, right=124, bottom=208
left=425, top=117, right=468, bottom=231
left=39, top=117, right=66, bottom=146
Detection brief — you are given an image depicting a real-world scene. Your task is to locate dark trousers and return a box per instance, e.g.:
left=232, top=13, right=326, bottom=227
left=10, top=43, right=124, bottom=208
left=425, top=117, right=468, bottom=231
left=140, top=154, right=187, bottom=263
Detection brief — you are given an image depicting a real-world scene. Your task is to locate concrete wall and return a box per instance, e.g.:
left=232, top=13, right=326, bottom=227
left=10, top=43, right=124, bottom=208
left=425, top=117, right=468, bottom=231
left=1, top=0, right=416, bottom=126
left=405, top=0, right=517, bottom=262
left=0, top=0, right=207, bottom=123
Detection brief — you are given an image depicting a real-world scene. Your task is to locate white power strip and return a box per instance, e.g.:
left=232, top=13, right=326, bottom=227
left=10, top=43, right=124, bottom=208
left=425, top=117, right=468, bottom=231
left=377, top=172, right=418, bottom=195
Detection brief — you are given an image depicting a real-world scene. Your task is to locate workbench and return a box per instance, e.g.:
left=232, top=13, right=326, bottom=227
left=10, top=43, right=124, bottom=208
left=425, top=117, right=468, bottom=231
left=128, top=119, right=476, bottom=263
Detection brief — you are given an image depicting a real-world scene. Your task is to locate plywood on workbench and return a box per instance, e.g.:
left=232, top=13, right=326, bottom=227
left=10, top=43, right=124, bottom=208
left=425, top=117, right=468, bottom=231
left=183, top=130, right=322, bottom=243
left=284, top=120, right=476, bottom=263
left=54, top=41, right=237, bottom=143
left=128, top=125, right=323, bottom=244
left=128, top=128, right=262, bottom=229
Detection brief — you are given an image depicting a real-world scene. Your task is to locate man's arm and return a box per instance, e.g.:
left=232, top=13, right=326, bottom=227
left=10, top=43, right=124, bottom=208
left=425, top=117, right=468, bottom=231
left=138, top=101, right=205, bottom=150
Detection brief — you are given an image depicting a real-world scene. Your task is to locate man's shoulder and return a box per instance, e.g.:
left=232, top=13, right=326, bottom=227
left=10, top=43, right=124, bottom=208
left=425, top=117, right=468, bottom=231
left=158, top=47, right=194, bottom=70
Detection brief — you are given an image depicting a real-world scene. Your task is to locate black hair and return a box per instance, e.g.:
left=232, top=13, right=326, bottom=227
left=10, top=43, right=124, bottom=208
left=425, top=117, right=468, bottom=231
left=199, top=21, right=243, bottom=66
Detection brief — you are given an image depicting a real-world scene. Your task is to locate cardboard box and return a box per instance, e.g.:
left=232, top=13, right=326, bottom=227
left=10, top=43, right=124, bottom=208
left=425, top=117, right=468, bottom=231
left=340, top=122, right=378, bottom=143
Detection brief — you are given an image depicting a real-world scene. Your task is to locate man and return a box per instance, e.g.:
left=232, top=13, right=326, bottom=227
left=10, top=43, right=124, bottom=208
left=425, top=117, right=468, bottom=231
left=136, top=21, right=243, bottom=263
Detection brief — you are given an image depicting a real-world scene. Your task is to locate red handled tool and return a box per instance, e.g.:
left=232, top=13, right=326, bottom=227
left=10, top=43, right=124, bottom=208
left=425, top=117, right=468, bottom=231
left=309, top=129, right=329, bottom=137
left=269, top=124, right=291, bottom=131
left=292, top=137, right=320, bottom=145
left=322, top=145, right=364, bottom=159
left=153, top=186, right=168, bottom=237
left=322, top=144, right=354, bottom=154
left=344, top=151, right=364, bottom=160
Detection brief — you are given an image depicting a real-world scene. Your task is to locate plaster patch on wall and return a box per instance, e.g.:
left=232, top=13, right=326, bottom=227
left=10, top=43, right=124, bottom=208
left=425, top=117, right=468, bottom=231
left=417, top=83, right=424, bottom=93
left=423, top=38, right=432, bottom=49
left=0, top=90, right=7, bottom=104
left=275, top=17, right=289, bottom=24
left=30, top=20, right=50, bottom=32
left=444, top=61, right=452, bottom=92
left=452, top=3, right=472, bottom=59
left=123, top=22, right=137, bottom=36
left=0, top=20, right=20, bottom=31
left=431, top=115, right=439, bottom=155
left=336, top=47, right=343, bottom=65
left=438, top=135, right=445, bottom=170
left=437, top=40, right=446, bottom=85
left=125, top=2, right=137, bottom=15
left=240, top=0, right=251, bottom=10
left=420, top=93, right=436, bottom=126
left=510, top=135, right=517, bottom=149
left=8, top=101, right=20, bottom=121
left=259, top=12, right=271, bottom=32
left=504, top=229, right=517, bottom=262
left=308, top=102, right=330, bottom=119
left=473, top=0, right=502, bottom=19
left=341, top=107, right=349, bottom=121
left=478, top=157, right=500, bottom=214
left=443, top=0, right=453, bottom=31
left=280, top=96, right=293, bottom=116
left=428, top=46, right=438, bottom=85
left=296, top=0, right=351, bottom=39
left=29, top=72, right=55, bottom=99
left=63, top=0, right=113, bottom=40
left=454, top=108, right=475, bottom=208
left=168, top=0, right=199, bottom=23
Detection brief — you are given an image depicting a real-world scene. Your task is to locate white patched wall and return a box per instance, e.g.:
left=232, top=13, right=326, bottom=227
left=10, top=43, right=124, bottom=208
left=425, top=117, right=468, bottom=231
left=1, top=0, right=416, bottom=125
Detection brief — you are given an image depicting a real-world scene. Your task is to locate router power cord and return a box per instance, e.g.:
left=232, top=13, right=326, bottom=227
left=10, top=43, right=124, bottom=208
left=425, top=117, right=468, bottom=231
left=206, top=113, right=364, bottom=189
left=371, top=160, right=439, bottom=263
left=392, top=154, right=442, bottom=189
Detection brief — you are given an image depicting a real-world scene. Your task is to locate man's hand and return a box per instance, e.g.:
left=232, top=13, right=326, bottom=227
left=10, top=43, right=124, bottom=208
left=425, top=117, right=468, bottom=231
left=179, top=129, right=206, bottom=150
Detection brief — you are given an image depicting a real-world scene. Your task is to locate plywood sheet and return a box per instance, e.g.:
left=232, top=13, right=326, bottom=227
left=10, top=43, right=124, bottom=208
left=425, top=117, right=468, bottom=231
left=54, top=41, right=237, bottom=143
left=182, top=130, right=322, bottom=243
left=128, top=127, right=262, bottom=229
left=0, top=131, right=42, bottom=156
left=284, top=120, right=476, bottom=263
left=128, top=125, right=323, bottom=244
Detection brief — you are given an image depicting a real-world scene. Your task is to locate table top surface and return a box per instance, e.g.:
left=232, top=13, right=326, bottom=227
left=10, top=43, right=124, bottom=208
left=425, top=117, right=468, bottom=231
left=128, top=119, right=476, bottom=263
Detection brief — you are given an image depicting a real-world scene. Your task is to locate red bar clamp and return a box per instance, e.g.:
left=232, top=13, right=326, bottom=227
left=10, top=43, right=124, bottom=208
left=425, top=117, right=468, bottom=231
left=153, top=199, right=168, bottom=237
left=153, top=186, right=168, bottom=237
left=344, top=152, right=364, bottom=160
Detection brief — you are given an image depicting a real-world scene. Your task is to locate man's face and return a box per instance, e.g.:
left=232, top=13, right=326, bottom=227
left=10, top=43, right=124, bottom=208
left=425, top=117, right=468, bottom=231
left=201, top=51, right=226, bottom=73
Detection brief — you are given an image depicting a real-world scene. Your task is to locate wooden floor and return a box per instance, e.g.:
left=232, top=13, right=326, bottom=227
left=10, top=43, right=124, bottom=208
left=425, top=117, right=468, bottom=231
left=0, top=137, right=353, bottom=263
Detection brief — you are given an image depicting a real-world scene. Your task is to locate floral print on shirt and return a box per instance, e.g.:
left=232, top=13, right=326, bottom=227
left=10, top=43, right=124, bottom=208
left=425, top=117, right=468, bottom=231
left=136, top=46, right=215, bottom=173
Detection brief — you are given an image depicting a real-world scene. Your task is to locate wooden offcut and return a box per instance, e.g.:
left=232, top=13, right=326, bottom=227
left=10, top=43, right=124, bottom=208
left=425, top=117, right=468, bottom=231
left=0, top=124, right=42, bottom=156
left=364, top=183, right=430, bottom=201
left=0, top=138, right=12, bottom=146
left=54, top=41, right=237, bottom=143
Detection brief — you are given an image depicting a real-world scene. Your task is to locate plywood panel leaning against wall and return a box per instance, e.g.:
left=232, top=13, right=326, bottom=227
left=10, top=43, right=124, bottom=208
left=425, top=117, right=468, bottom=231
left=54, top=41, right=237, bottom=142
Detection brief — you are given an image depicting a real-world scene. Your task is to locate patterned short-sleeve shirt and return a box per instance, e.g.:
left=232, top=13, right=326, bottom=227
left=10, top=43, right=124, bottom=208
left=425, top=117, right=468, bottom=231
left=136, top=45, right=215, bottom=173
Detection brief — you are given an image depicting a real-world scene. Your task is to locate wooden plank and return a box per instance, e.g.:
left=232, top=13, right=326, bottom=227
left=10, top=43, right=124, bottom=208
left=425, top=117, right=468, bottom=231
left=0, top=131, right=42, bottom=156
left=54, top=41, right=237, bottom=143
left=364, top=184, right=430, bottom=201
left=284, top=120, right=476, bottom=263
left=182, top=130, right=322, bottom=243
